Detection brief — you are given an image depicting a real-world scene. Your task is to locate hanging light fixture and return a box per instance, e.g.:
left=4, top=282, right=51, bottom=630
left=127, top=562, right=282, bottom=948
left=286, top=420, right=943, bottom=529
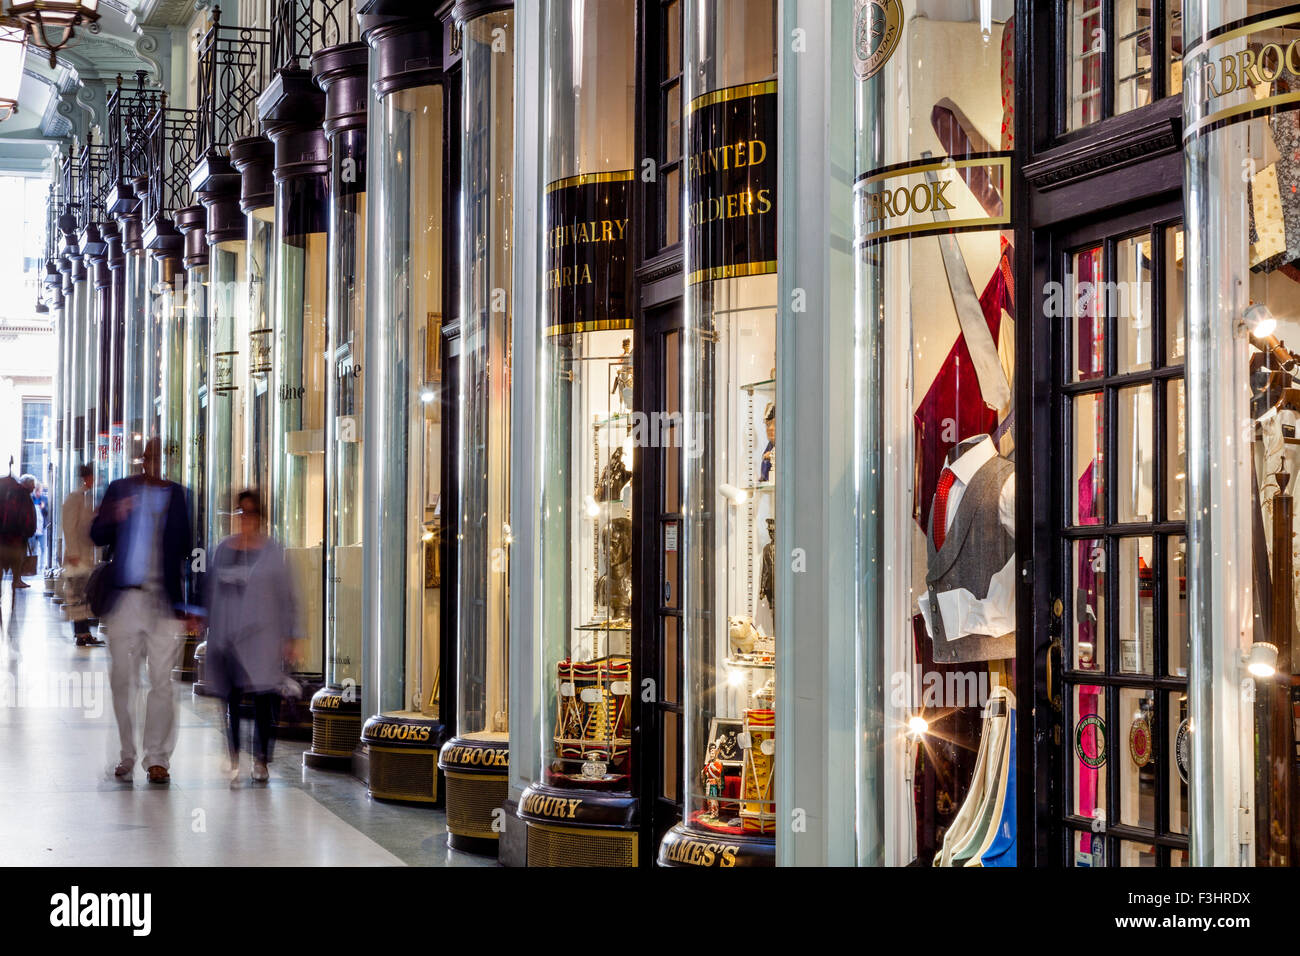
left=5, top=1, right=99, bottom=69
left=0, top=19, right=25, bottom=120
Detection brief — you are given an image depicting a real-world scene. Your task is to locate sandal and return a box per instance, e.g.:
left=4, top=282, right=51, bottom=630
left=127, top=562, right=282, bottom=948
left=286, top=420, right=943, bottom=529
left=146, top=765, right=170, bottom=785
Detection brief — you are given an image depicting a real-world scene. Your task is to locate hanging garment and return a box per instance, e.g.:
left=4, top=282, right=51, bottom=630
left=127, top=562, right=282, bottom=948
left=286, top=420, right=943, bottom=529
left=919, top=436, right=1016, bottom=663
left=914, top=239, right=1014, bottom=531
left=936, top=686, right=1016, bottom=867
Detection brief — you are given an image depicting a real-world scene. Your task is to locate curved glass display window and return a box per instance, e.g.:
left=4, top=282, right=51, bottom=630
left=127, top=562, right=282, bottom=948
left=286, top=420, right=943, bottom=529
left=83, top=265, right=102, bottom=487
left=519, top=0, right=639, bottom=866
left=309, top=39, right=370, bottom=771
left=362, top=64, right=447, bottom=804
left=70, top=261, right=89, bottom=476
left=157, top=264, right=187, bottom=484
left=122, top=241, right=147, bottom=471
left=143, top=257, right=170, bottom=456
left=440, top=4, right=514, bottom=851
left=208, top=238, right=248, bottom=546
left=854, top=0, right=1019, bottom=866
left=660, top=0, right=779, bottom=868
left=1184, top=0, right=1300, bottom=865
left=183, top=263, right=209, bottom=557
left=246, top=208, right=275, bottom=507
left=92, top=264, right=111, bottom=494
left=271, top=169, right=329, bottom=684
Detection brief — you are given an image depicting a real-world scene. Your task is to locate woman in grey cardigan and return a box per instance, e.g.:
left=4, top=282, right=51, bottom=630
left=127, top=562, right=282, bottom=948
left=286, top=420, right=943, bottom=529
left=204, top=489, right=299, bottom=783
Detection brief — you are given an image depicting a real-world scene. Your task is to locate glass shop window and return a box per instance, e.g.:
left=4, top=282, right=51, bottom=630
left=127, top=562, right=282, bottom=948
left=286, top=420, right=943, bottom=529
left=1066, top=0, right=1183, bottom=133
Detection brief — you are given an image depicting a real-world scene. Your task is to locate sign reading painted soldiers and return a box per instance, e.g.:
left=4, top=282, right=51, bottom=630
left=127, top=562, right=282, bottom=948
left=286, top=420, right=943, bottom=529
left=686, top=81, right=778, bottom=285
left=544, top=171, right=633, bottom=337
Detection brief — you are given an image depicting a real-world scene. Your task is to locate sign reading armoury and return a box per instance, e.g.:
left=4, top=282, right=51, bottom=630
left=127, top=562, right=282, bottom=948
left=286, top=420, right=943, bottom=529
left=685, top=80, right=777, bottom=286
left=1183, top=8, right=1300, bottom=139
left=854, top=154, right=1012, bottom=245
left=544, top=171, right=633, bottom=337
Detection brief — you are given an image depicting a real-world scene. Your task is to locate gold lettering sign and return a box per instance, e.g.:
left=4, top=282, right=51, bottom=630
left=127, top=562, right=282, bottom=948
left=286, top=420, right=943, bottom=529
left=442, top=745, right=510, bottom=769
left=522, top=793, right=583, bottom=819
left=1184, top=10, right=1300, bottom=139
left=666, top=837, right=740, bottom=867
left=855, top=155, right=1012, bottom=245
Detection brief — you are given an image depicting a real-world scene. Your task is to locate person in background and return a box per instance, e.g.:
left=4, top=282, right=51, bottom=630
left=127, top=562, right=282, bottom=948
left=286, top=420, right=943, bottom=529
left=90, top=438, right=194, bottom=785
left=31, top=480, right=50, bottom=572
left=62, top=465, right=103, bottom=647
left=204, top=489, right=298, bottom=784
left=0, top=466, right=36, bottom=590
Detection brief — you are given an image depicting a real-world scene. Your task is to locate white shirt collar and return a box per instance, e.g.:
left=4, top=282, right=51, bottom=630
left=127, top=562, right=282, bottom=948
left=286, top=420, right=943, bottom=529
left=947, top=435, right=997, bottom=486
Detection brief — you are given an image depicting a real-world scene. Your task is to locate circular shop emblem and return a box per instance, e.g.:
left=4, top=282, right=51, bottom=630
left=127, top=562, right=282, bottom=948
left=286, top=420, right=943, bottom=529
left=1075, top=714, right=1107, bottom=770
left=1128, top=715, right=1153, bottom=767
left=1176, top=719, right=1191, bottom=783
left=854, top=0, right=904, bottom=80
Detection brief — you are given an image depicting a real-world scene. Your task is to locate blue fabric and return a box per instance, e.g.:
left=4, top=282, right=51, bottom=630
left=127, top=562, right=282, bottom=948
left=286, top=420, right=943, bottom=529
left=89, top=476, right=192, bottom=616
left=981, top=704, right=1017, bottom=867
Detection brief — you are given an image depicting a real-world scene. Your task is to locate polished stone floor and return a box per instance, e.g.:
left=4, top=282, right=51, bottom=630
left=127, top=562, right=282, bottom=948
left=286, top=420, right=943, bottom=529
left=0, top=577, right=495, bottom=867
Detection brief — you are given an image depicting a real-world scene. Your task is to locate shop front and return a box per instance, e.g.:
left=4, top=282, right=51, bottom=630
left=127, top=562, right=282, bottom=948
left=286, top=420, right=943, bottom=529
left=439, top=0, right=515, bottom=852
left=358, top=4, right=459, bottom=804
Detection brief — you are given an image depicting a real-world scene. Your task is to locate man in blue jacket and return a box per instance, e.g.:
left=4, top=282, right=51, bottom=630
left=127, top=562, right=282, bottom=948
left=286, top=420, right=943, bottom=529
left=90, top=438, right=194, bottom=785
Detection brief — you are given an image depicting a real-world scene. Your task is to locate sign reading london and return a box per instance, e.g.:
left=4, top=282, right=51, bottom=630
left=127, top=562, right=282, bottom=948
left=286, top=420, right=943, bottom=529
left=1184, top=8, right=1300, bottom=139
left=685, top=80, right=777, bottom=286
left=855, top=153, right=1012, bottom=245
left=544, top=171, right=633, bottom=337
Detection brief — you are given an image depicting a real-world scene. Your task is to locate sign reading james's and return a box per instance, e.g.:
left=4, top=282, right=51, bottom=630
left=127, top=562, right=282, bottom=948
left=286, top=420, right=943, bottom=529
left=544, top=171, right=633, bottom=337
left=854, top=153, right=1012, bottom=245
left=685, top=81, right=777, bottom=286
left=1184, top=8, right=1300, bottom=140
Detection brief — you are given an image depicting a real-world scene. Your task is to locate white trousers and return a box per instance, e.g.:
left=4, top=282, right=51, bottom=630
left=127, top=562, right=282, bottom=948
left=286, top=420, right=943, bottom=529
left=106, top=587, right=181, bottom=771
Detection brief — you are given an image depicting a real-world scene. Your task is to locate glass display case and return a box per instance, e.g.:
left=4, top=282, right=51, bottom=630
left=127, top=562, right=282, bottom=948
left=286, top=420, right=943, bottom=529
left=203, top=184, right=249, bottom=552
left=1184, top=0, right=1300, bottom=865
left=119, top=214, right=147, bottom=473
left=82, top=255, right=100, bottom=487
left=90, top=250, right=112, bottom=494
left=157, top=260, right=186, bottom=484
left=440, top=1, right=514, bottom=853
left=360, top=13, right=450, bottom=804
left=853, top=0, right=1019, bottom=866
left=104, top=221, right=127, bottom=483
left=178, top=205, right=209, bottom=561
left=658, top=0, right=779, bottom=869
left=262, top=99, right=330, bottom=710
left=305, top=39, right=370, bottom=769
left=518, top=0, right=640, bottom=866
left=230, top=135, right=277, bottom=512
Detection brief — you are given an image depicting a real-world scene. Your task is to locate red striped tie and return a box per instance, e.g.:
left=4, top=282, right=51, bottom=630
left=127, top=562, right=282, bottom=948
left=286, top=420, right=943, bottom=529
left=933, top=467, right=956, bottom=550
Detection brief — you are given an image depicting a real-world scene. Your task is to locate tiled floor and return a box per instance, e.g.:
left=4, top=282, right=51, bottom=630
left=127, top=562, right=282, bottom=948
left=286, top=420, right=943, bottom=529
left=0, top=577, right=496, bottom=867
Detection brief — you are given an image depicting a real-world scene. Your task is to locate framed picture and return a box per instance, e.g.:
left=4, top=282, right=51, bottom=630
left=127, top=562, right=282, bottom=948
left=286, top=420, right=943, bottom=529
left=707, top=716, right=745, bottom=770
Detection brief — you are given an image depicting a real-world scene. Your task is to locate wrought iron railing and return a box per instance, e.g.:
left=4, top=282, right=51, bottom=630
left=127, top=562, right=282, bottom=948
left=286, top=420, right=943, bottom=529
left=77, top=135, right=109, bottom=229
left=143, top=99, right=200, bottom=223
left=195, top=7, right=270, bottom=156
left=106, top=71, right=162, bottom=189
left=269, top=0, right=358, bottom=72
left=45, top=183, right=60, bottom=260
left=58, top=148, right=80, bottom=243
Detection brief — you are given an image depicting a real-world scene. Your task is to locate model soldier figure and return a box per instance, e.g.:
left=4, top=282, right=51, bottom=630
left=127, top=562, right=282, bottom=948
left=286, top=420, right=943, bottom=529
left=760, top=517, right=775, bottom=616
left=703, top=739, right=724, bottom=817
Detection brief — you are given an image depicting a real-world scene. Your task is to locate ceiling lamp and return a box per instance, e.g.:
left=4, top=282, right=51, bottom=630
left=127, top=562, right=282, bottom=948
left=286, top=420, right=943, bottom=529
left=0, top=20, right=26, bottom=120
left=5, top=1, right=99, bottom=69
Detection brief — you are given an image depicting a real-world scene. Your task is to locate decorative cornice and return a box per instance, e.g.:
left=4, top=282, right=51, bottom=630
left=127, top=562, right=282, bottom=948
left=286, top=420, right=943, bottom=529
left=1023, top=100, right=1183, bottom=192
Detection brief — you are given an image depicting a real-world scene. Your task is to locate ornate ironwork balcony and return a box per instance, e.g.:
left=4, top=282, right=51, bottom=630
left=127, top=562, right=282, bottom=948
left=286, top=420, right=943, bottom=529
left=194, top=7, right=270, bottom=160
left=141, top=97, right=199, bottom=259
left=269, top=0, right=357, bottom=73
left=105, top=71, right=161, bottom=218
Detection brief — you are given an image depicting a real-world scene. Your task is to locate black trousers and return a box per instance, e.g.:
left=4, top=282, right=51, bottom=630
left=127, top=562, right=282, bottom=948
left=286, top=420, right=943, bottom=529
left=225, top=689, right=279, bottom=764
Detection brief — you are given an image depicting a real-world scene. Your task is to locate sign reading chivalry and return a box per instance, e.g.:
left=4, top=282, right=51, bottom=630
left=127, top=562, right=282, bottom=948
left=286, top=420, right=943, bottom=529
left=685, top=81, right=777, bottom=286
left=544, top=171, right=633, bottom=337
